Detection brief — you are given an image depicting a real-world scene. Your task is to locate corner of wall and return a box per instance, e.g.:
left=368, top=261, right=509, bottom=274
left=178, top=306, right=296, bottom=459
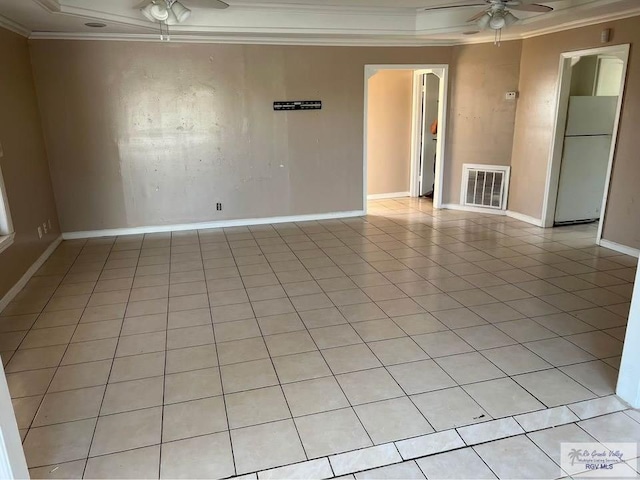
left=0, top=27, right=63, bottom=299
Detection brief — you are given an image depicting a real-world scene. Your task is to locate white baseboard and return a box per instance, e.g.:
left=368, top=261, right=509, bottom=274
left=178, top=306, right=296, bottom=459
left=506, top=210, right=545, bottom=227
left=441, top=203, right=506, bottom=216
left=0, top=235, right=63, bottom=312
left=62, top=210, right=366, bottom=240
left=598, top=239, right=640, bottom=258
left=439, top=204, right=548, bottom=228
left=367, top=192, right=410, bottom=200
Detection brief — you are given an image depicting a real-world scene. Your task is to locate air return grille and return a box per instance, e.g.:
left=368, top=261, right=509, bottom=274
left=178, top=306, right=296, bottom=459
left=461, top=164, right=510, bottom=210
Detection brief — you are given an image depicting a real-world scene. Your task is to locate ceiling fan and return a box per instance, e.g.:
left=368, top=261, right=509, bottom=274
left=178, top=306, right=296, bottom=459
left=424, top=0, right=559, bottom=37
left=139, top=0, right=228, bottom=25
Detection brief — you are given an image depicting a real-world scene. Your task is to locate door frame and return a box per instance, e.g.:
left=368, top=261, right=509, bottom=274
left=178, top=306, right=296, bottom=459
left=412, top=69, right=446, bottom=199
left=363, top=64, right=449, bottom=213
left=541, top=44, right=630, bottom=243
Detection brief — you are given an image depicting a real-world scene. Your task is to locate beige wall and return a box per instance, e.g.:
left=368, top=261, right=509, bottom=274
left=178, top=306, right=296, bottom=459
left=26, top=22, right=640, bottom=247
left=443, top=40, right=522, bottom=205
left=0, top=28, right=60, bottom=300
left=367, top=70, right=413, bottom=196
left=29, top=41, right=451, bottom=232
left=509, top=17, right=640, bottom=248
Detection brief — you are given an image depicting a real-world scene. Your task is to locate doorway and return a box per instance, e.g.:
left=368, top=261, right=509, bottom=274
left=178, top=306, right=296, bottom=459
left=363, top=64, right=448, bottom=212
left=542, top=45, right=629, bottom=242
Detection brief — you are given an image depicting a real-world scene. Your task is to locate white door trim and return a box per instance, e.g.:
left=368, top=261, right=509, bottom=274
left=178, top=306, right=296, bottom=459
left=541, top=44, right=630, bottom=246
left=363, top=64, right=449, bottom=214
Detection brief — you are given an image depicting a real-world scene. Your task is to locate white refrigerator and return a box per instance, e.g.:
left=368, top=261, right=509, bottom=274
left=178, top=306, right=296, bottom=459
left=554, top=96, right=617, bottom=224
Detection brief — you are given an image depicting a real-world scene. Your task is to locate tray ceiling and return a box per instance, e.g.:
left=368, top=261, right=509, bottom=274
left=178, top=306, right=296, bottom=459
left=0, top=0, right=638, bottom=44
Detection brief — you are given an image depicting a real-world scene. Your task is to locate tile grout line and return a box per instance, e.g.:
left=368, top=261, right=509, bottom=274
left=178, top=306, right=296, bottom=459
left=200, top=228, right=239, bottom=478
left=17, top=240, right=88, bottom=472
left=293, top=220, right=446, bottom=443
left=157, top=231, right=173, bottom=480
left=81, top=236, right=142, bottom=478
left=268, top=220, right=381, bottom=452
left=237, top=223, right=316, bottom=470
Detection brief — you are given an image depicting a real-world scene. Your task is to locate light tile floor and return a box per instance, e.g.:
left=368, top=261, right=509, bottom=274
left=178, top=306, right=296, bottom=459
left=2, top=198, right=639, bottom=479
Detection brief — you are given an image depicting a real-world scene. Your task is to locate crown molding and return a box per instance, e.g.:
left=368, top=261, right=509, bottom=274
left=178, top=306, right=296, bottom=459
left=519, top=6, right=640, bottom=39
left=28, top=31, right=455, bottom=46
left=454, top=33, right=522, bottom=45
left=0, top=14, right=30, bottom=37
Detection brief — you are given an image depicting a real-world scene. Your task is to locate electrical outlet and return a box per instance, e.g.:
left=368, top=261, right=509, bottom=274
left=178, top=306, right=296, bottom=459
left=505, top=91, right=518, bottom=100
left=43, top=222, right=48, bottom=234
left=37, top=226, right=43, bottom=239
left=216, top=203, right=222, bottom=211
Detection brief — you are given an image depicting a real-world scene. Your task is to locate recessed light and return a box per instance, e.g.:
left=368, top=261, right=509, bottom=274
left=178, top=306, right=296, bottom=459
left=85, top=22, right=106, bottom=28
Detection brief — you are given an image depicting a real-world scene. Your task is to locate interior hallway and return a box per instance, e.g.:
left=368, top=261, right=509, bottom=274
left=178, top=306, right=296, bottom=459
left=1, top=198, right=638, bottom=479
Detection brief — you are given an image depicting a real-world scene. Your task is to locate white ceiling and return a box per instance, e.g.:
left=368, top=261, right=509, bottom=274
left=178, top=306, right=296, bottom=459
left=0, top=0, right=638, bottom=44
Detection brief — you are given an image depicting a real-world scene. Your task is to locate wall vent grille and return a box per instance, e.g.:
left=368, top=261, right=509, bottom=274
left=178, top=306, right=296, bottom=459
left=461, top=164, right=510, bottom=210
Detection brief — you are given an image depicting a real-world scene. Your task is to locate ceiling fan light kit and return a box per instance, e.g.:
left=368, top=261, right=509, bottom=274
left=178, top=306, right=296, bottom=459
left=139, top=0, right=228, bottom=27
left=477, top=13, right=491, bottom=29
left=171, top=1, right=192, bottom=23
left=165, top=8, right=179, bottom=25
left=151, top=3, right=169, bottom=21
left=140, top=0, right=191, bottom=24
left=489, top=12, right=506, bottom=30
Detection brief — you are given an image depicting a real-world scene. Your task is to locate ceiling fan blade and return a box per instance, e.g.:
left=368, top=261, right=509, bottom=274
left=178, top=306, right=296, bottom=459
left=423, top=2, right=486, bottom=12
left=509, top=3, right=553, bottom=13
left=184, top=0, right=229, bottom=9
left=463, top=30, right=480, bottom=35
left=466, top=8, right=488, bottom=22
left=135, top=0, right=153, bottom=8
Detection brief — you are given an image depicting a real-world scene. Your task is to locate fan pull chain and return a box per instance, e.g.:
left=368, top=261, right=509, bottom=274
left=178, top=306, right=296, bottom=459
left=494, top=28, right=502, bottom=46
left=159, top=21, right=171, bottom=41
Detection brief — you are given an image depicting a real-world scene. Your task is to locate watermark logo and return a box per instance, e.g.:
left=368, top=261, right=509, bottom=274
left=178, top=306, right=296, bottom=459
left=561, top=442, right=638, bottom=478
